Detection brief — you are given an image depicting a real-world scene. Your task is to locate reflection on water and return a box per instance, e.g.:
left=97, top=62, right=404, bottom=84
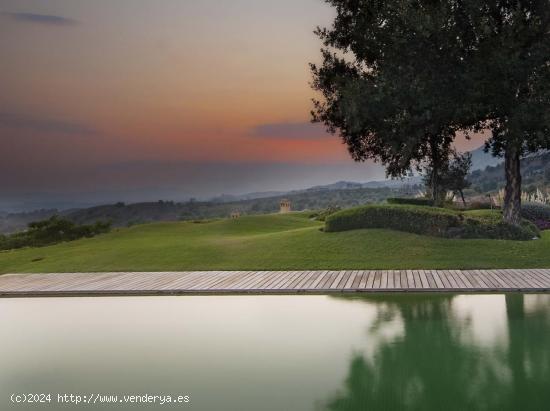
left=1, top=294, right=549, bottom=411
left=324, top=294, right=550, bottom=411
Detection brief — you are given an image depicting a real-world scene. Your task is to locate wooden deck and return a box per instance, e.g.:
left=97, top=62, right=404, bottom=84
left=1, top=270, right=550, bottom=296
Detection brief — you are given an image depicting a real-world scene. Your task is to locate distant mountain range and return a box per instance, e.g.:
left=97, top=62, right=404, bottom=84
left=469, top=145, right=504, bottom=170
left=0, top=145, right=527, bottom=234
left=209, top=177, right=423, bottom=203
left=0, top=184, right=415, bottom=234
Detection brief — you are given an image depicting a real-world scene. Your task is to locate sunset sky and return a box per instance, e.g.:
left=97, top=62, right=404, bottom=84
left=0, top=0, right=485, bottom=210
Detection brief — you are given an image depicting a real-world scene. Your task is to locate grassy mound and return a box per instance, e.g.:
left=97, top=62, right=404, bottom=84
left=325, top=205, right=539, bottom=240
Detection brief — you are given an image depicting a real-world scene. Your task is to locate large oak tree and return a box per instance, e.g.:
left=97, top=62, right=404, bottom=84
left=460, top=1, right=550, bottom=224
left=311, top=0, right=550, bottom=222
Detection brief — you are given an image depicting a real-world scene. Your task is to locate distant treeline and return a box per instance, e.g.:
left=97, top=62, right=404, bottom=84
left=0, top=216, right=111, bottom=250
left=67, top=186, right=412, bottom=228
left=0, top=186, right=418, bottom=234
left=469, top=152, right=550, bottom=193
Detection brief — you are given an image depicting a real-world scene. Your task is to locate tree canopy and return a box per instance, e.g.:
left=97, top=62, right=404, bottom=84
left=312, top=0, right=550, bottom=222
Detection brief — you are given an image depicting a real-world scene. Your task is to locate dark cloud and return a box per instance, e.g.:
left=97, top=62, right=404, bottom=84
left=2, top=12, right=77, bottom=26
left=251, top=122, right=331, bottom=140
left=0, top=112, right=98, bottom=136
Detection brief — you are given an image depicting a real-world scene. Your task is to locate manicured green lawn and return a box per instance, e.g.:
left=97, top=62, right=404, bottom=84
left=1, top=212, right=549, bottom=273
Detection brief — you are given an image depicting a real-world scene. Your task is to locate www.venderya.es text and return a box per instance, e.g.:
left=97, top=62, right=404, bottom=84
left=10, top=393, right=191, bottom=406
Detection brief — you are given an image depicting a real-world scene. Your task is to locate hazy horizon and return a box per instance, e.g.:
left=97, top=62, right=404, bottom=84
left=0, top=0, right=488, bottom=211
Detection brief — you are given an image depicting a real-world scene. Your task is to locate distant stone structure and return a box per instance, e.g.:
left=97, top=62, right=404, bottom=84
left=279, top=199, right=291, bottom=213
left=230, top=211, right=241, bottom=219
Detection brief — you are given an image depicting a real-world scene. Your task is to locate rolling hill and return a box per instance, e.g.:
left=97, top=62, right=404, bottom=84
left=1, top=212, right=550, bottom=273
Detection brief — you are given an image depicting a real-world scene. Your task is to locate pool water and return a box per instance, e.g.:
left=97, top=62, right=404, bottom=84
left=1, top=294, right=549, bottom=410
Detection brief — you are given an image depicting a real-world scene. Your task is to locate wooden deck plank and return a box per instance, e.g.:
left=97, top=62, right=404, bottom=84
left=191, top=271, right=236, bottom=290
left=424, top=270, right=437, bottom=288
left=513, top=269, right=545, bottom=288
left=246, top=271, right=279, bottom=290
left=283, top=271, right=308, bottom=289
left=304, top=271, right=320, bottom=289
left=373, top=271, right=382, bottom=288
left=400, top=271, right=408, bottom=288
left=392, top=270, right=401, bottom=289
left=431, top=270, right=445, bottom=289
left=406, top=270, right=416, bottom=288
left=380, top=271, right=388, bottom=289
left=1, top=270, right=550, bottom=296
left=357, top=271, right=368, bottom=289
left=294, top=271, right=317, bottom=289
left=502, top=269, right=533, bottom=289
left=464, top=270, right=484, bottom=289
left=438, top=271, right=453, bottom=289
left=387, top=270, right=394, bottom=289
left=493, top=269, right=514, bottom=289
left=418, top=270, right=430, bottom=288
left=329, top=271, right=346, bottom=289
left=412, top=270, right=422, bottom=288
left=309, top=271, right=330, bottom=289
left=485, top=270, right=509, bottom=288
left=369, top=271, right=377, bottom=288
left=337, top=270, right=352, bottom=289
left=266, top=270, right=297, bottom=289
left=344, top=271, right=357, bottom=289
left=449, top=270, right=465, bottom=288
left=532, top=269, right=550, bottom=286
left=229, top=271, right=262, bottom=289
left=351, top=271, right=362, bottom=289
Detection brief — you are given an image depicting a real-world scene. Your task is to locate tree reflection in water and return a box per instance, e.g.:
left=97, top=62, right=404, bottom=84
left=323, top=294, right=550, bottom=411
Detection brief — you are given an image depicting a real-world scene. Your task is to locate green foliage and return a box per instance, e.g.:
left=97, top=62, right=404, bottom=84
left=470, top=152, right=550, bottom=195
left=0, top=216, right=110, bottom=250
left=422, top=151, right=472, bottom=206
left=521, top=203, right=550, bottom=222
left=311, top=0, right=550, bottom=224
left=325, top=205, right=461, bottom=236
left=444, top=152, right=472, bottom=203
left=311, top=0, right=470, bottom=188
left=452, top=214, right=539, bottom=241
left=325, top=205, right=537, bottom=240
left=464, top=201, right=495, bottom=211
left=387, top=198, right=434, bottom=207
left=3, top=213, right=550, bottom=273
left=310, top=205, right=342, bottom=221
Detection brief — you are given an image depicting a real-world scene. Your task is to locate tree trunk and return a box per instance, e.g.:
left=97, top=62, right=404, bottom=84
left=503, top=145, right=522, bottom=225
left=429, top=138, right=446, bottom=208
left=459, top=190, right=466, bottom=207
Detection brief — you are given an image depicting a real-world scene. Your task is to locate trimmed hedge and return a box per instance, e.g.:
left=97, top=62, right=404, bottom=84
left=324, top=204, right=539, bottom=240
left=387, top=197, right=434, bottom=206
left=325, top=205, right=460, bottom=236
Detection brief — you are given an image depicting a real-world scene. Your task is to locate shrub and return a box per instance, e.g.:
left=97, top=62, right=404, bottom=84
left=464, top=201, right=495, bottom=210
left=325, top=204, right=538, bottom=240
left=452, top=217, right=539, bottom=240
left=0, top=216, right=111, bottom=250
left=521, top=203, right=550, bottom=222
left=387, top=197, right=434, bottom=206
left=311, top=205, right=342, bottom=221
left=325, top=205, right=461, bottom=236
left=533, top=220, right=550, bottom=230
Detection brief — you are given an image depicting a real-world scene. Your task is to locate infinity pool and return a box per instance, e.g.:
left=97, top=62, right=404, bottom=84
left=1, top=294, right=549, bottom=410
